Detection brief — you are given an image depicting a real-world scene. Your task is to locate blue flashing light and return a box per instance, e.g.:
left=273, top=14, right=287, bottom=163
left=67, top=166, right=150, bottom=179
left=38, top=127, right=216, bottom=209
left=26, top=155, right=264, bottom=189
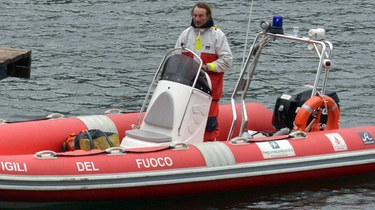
left=270, top=15, right=284, bottom=34
left=272, top=15, right=283, bottom=28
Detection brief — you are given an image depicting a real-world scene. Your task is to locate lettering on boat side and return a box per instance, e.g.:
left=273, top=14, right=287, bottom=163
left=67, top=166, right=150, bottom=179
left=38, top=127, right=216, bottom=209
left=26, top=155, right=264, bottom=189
left=358, top=132, right=375, bottom=145
left=0, top=162, right=27, bottom=172
left=256, top=140, right=295, bottom=159
left=76, top=162, right=99, bottom=172
left=325, top=133, right=348, bottom=151
left=135, top=157, right=173, bottom=169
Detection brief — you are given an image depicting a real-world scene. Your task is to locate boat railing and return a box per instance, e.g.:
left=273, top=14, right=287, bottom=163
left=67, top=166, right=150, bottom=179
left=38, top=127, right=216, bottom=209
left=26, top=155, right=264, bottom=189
left=136, top=47, right=206, bottom=136
left=227, top=26, right=334, bottom=140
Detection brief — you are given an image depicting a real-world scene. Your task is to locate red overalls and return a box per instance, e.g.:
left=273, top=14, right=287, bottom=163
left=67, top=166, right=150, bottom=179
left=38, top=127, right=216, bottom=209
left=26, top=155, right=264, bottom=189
left=177, top=25, right=232, bottom=141
left=201, top=53, right=223, bottom=141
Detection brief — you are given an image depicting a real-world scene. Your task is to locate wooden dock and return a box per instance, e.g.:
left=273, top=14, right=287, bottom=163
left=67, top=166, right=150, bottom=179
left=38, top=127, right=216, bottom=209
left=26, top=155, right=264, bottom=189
left=0, top=47, right=31, bottom=80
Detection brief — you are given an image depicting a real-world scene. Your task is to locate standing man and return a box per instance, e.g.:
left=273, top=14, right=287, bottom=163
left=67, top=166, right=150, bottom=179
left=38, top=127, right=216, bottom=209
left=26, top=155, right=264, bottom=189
left=175, top=2, right=233, bottom=141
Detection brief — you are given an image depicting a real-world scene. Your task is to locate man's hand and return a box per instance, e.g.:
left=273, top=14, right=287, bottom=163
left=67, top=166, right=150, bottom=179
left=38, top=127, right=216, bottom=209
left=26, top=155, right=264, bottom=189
left=202, top=64, right=208, bottom=71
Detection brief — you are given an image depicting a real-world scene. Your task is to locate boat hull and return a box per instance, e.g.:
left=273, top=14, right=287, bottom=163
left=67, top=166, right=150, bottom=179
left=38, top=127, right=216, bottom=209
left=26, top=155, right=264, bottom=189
left=0, top=123, right=375, bottom=202
left=2, top=162, right=375, bottom=203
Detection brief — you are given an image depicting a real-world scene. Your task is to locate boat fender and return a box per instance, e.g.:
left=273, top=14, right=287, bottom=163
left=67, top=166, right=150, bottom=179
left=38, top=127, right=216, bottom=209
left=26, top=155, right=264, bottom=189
left=46, top=113, right=65, bottom=119
left=105, top=147, right=127, bottom=155
left=288, top=130, right=307, bottom=139
left=34, top=150, right=58, bottom=159
left=169, top=142, right=189, bottom=150
left=293, top=95, right=340, bottom=132
left=230, top=136, right=251, bottom=145
left=104, top=109, right=122, bottom=114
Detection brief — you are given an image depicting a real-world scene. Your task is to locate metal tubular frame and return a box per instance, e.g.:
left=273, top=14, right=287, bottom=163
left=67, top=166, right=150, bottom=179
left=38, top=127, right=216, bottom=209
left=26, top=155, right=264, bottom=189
left=227, top=31, right=333, bottom=140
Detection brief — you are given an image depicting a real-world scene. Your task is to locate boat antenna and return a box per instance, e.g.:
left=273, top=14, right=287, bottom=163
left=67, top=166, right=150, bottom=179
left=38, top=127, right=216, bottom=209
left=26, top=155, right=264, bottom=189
left=241, top=0, right=255, bottom=69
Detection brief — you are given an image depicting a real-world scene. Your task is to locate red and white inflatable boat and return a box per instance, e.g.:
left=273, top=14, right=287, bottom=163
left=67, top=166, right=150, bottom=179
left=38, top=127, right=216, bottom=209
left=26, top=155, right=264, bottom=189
left=1, top=16, right=375, bottom=205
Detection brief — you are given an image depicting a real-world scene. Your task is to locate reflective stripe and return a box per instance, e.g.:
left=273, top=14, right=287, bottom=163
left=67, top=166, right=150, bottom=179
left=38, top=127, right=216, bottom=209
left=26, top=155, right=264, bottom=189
left=207, top=63, right=215, bottom=71
left=193, top=142, right=235, bottom=167
left=195, top=35, right=202, bottom=51
left=301, top=103, right=313, bottom=114
left=329, top=103, right=338, bottom=112
left=76, top=115, right=118, bottom=134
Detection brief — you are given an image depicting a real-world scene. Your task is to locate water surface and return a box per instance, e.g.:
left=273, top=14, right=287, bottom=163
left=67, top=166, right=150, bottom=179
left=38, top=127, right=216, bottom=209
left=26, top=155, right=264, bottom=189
left=1, top=0, right=374, bottom=209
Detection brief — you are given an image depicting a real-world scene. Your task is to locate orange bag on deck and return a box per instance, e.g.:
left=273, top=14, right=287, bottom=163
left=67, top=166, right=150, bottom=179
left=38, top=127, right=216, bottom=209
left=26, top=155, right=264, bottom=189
left=62, top=129, right=120, bottom=151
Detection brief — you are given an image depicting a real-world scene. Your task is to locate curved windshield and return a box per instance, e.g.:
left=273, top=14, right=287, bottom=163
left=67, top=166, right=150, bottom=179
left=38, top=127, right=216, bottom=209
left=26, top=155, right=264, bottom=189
left=161, top=53, right=200, bottom=86
left=160, top=53, right=211, bottom=95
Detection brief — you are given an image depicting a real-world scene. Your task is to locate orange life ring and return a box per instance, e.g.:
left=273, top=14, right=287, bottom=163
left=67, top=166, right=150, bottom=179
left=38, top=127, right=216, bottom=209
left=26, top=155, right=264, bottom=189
left=293, top=95, right=340, bottom=132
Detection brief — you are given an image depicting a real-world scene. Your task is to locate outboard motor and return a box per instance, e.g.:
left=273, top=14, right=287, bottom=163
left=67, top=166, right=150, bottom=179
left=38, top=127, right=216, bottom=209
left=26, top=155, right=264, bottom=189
left=272, top=85, right=340, bottom=132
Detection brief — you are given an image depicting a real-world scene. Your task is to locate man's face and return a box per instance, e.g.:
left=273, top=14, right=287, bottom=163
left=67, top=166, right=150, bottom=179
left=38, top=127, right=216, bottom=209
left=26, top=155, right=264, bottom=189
left=192, top=7, right=210, bottom=28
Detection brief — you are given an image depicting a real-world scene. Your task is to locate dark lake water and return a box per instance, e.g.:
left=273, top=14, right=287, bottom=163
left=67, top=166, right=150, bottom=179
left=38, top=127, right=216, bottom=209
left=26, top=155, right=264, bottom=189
left=1, top=0, right=375, bottom=209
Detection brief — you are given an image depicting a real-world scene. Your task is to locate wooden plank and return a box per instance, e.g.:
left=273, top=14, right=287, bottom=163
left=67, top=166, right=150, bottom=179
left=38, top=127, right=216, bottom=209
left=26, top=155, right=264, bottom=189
left=0, top=48, right=31, bottom=66
left=0, top=47, right=32, bottom=79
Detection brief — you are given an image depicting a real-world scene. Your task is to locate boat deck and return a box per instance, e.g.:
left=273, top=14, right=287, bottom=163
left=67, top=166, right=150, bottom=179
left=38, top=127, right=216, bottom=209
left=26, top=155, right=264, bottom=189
left=0, top=47, right=31, bottom=80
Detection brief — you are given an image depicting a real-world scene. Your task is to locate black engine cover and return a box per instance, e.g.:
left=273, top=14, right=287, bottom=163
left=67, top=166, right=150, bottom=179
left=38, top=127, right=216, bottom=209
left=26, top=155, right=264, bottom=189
left=272, top=86, right=340, bottom=131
